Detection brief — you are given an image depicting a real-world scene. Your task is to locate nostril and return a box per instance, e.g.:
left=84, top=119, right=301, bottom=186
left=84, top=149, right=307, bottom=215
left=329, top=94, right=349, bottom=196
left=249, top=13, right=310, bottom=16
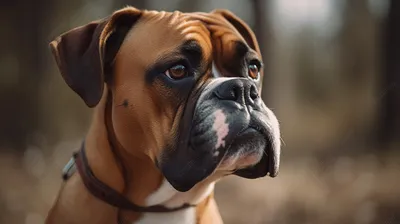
left=215, top=87, right=237, bottom=101
left=231, top=85, right=239, bottom=101
left=215, top=82, right=241, bottom=101
left=249, top=84, right=259, bottom=101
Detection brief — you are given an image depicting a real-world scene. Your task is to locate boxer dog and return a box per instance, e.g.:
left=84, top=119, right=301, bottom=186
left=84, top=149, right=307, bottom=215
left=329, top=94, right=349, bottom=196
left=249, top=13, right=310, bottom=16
left=46, top=6, right=281, bottom=224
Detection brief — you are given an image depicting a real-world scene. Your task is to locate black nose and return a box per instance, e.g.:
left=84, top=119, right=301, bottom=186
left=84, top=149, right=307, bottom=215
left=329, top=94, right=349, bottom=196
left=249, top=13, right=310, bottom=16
left=214, top=79, right=260, bottom=105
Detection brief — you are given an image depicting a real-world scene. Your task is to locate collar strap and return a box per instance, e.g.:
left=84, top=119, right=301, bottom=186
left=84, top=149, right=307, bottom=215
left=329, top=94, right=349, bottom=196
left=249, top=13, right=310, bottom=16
left=62, top=143, right=194, bottom=213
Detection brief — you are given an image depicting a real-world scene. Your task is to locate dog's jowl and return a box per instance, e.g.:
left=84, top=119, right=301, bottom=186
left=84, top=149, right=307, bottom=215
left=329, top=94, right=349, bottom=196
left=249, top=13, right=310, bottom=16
left=46, top=6, right=281, bottom=224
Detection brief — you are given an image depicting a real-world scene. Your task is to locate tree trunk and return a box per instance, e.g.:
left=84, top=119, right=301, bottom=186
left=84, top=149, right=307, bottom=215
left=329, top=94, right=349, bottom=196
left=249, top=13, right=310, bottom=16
left=251, top=0, right=271, bottom=103
left=378, top=0, right=400, bottom=145
left=0, top=0, right=49, bottom=150
left=252, top=0, right=267, bottom=58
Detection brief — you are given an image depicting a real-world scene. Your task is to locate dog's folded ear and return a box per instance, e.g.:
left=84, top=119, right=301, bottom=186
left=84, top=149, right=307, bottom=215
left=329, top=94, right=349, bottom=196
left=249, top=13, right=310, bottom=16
left=50, top=7, right=142, bottom=107
left=211, top=9, right=261, bottom=58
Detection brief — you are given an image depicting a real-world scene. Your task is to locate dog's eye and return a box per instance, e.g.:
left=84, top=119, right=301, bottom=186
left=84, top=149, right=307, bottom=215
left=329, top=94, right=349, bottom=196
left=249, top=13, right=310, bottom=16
left=248, top=63, right=260, bottom=80
left=165, top=64, right=188, bottom=80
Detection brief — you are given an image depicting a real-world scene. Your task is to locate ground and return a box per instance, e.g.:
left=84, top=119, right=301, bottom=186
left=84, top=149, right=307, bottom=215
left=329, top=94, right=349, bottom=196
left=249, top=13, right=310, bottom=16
left=0, top=141, right=399, bottom=224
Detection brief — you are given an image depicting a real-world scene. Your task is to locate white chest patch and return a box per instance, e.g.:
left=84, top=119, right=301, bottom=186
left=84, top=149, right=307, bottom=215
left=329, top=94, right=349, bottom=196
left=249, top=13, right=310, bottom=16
left=212, top=109, right=229, bottom=151
left=133, top=179, right=215, bottom=224
left=145, top=179, right=178, bottom=206
left=134, top=207, right=196, bottom=224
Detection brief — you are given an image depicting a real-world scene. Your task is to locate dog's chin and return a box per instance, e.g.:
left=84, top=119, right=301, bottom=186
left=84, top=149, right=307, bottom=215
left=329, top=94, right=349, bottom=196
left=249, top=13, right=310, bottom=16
left=218, top=128, right=268, bottom=173
left=161, top=127, right=272, bottom=192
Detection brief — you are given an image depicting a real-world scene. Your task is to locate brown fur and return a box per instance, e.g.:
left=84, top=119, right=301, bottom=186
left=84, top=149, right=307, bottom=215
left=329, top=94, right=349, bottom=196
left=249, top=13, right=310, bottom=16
left=47, top=6, right=263, bottom=224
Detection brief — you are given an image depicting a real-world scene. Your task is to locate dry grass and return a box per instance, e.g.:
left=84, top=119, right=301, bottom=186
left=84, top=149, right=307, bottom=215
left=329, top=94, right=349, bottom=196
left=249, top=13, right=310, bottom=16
left=0, top=141, right=399, bottom=224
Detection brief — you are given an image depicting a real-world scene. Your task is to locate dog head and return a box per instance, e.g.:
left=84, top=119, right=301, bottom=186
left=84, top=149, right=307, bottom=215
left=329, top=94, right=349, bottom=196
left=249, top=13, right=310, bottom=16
left=50, top=7, right=281, bottom=192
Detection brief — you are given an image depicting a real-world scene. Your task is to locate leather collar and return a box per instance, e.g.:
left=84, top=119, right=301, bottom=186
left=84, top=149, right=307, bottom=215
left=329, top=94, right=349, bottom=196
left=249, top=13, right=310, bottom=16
left=62, top=142, right=194, bottom=213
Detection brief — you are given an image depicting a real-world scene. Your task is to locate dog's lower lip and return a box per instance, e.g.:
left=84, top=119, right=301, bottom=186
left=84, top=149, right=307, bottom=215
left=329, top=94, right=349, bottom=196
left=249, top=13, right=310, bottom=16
left=223, top=127, right=266, bottom=159
left=268, top=150, right=278, bottom=177
left=221, top=127, right=259, bottom=154
left=230, top=126, right=273, bottom=174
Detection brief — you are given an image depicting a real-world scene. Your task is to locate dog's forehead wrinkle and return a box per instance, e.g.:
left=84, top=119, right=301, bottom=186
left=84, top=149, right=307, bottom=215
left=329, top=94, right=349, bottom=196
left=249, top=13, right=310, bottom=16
left=143, top=11, right=206, bottom=38
left=212, top=62, right=222, bottom=78
left=140, top=12, right=249, bottom=67
left=120, top=14, right=214, bottom=72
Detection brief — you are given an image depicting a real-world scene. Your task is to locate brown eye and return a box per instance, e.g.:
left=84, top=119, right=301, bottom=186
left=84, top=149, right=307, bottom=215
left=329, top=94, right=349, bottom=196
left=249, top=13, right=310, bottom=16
left=165, top=64, right=188, bottom=80
left=248, top=64, right=260, bottom=80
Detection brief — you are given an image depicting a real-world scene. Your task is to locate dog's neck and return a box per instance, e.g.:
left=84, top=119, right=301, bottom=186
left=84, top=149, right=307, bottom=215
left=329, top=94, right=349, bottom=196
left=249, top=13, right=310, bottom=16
left=81, top=89, right=216, bottom=223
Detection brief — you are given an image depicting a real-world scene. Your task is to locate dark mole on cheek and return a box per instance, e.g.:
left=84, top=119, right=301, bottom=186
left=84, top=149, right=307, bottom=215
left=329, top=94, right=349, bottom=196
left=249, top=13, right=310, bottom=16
left=122, top=99, right=129, bottom=108
left=117, top=99, right=129, bottom=108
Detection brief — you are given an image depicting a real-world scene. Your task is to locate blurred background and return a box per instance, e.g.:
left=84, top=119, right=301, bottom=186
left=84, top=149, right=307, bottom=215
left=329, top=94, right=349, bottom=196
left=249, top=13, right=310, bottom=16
left=1, top=0, right=399, bottom=223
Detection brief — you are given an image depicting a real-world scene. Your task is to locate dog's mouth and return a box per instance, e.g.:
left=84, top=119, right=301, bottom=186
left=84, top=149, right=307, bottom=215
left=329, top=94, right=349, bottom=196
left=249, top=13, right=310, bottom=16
left=229, top=126, right=278, bottom=179
left=160, top=112, right=278, bottom=192
left=219, top=127, right=268, bottom=171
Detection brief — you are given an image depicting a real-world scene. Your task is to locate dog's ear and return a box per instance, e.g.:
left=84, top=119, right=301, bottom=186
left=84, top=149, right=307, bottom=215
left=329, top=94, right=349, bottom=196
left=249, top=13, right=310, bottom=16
left=211, top=9, right=261, bottom=57
left=50, top=7, right=142, bottom=107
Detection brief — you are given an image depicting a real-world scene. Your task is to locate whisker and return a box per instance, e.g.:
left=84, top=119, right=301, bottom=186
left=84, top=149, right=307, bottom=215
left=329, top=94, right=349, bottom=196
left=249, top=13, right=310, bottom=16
left=280, top=137, right=286, bottom=146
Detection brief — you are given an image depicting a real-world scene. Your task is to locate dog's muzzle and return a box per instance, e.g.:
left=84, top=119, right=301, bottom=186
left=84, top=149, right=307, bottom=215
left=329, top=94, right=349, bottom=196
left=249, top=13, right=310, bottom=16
left=160, top=77, right=281, bottom=192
